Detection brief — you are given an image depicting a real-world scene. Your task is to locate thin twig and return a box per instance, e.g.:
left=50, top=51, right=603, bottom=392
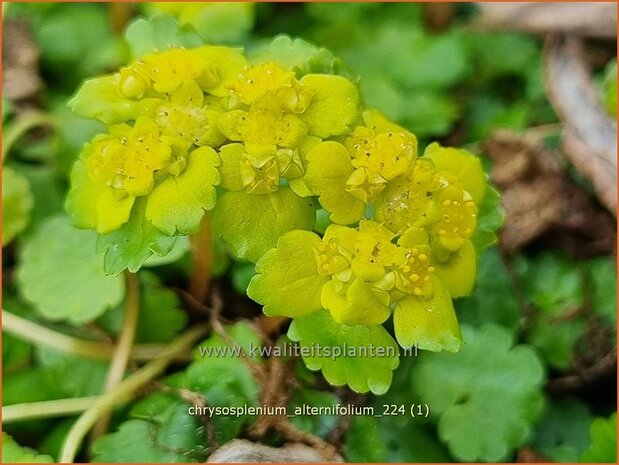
left=2, top=111, right=56, bottom=162
left=276, top=420, right=340, bottom=460
left=177, top=287, right=266, bottom=384
left=547, top=348, right=617, bottom=393
left=58, top=324, right=208, bottom=463
left=2, top=397, right=100, bottom=423
left=91, top=272, right=141, bottom=440
left=1, top=309, right=172, bottom=362
left=156, top=383, right=219, bottom=452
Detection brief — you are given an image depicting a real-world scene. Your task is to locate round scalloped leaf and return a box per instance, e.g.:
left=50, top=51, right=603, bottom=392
left=124, top=15, right=202, bottom=59
left=96, top=271, right=188, bottom=343
left=212, top=187, right=316, bottom=263
left=148, top=2, right=255, bottom=44
left=580, top=412, right=617, bottom=463
left=250, top=35, right=344, bottom=76
left=410, top=323, right=545, bottom=462
left=533, top=397, right=593, bottom=462
left=16, top=214, right=124, bottom=323
left=472, top=185, right=504, bottom=252
left=456, top=249, right=520, bottom=333
left=145, top=146, right=220, bottom=235
left=2, top=167, right=34, bottom=246
left=587, top=257, right=617, bottom=326
left=2, top=433, right=53, bottom=463
left=288, top=309, right=399, bottom=395
left=247, top=230, right=328, bottom=318
left=92, top=398, right=203, bottom=462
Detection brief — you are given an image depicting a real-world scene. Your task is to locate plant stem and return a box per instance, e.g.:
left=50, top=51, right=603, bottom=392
left=91, top=272, right=141, bottom=440
left=1, top=309, right=173, bottom=362
left=2, top=397, right=100, bottom=423
left=189, top=215, right=214, bottom=303
left=2, top=111, right=56, bottom=162
left=108, top=2, right=133, bottom=34
left=58, top=323, right=208, bottom=463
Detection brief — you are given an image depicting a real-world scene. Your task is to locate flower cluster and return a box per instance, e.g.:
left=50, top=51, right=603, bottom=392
left=67, top=40, right=498, bottom=354
left=249, top=140, right=487, bottom=352
left=67, top=45, right=359, bottom=237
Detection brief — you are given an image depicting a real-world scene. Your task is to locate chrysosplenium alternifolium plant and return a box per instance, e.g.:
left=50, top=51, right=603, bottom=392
left=67, top=31, right=501, bottom=394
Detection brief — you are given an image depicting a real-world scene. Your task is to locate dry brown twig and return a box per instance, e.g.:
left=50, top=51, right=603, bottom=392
left=474, top=2, right=617, bottom=39
left=484, top=130, right=616, bottom=255
left=547, top=348, right=617, bottom=393
left=544, top=35, right=617, bottom=215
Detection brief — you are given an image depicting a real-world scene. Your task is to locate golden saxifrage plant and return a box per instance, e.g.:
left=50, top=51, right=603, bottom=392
left=66, top=32, right=502, bottom=394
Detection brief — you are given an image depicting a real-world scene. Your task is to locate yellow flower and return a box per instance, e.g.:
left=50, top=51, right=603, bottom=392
left=346, top=110, right=417, bottom=183
left=87, top=118, right=172, bottom=197
left=374, top=158, right=441, bottom=234
left=230, top=62, right=312, bottom=112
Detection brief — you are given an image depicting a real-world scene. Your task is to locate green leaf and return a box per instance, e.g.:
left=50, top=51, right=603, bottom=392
left=124, top=15, right=203, bottom=60
left=516, top=251, right=587, bottom=370
left=36, top=348, right=108, bottom=397
left=97, top=271, right=188, bottom=343
left=602, top=59, right=617, bottom=117
left=2, top=333, right=32, bottom=373
left=97, top=198, right=177, bottom=276
left=149, top=2, right=255, bottom=44
left=212, top=187, right=316, bottom=263
left=587, top=257, right=617, bottom=326
left=2, top=368, right=63, bottom=406
left=251, top=35, right=344, bottom=76
left=401, top=91, right=460, bottom=137
left=471, top=185, right=504, bottom=251
left=31, top=4, right=125, bottom=80
left=69, top=75, right=160, bottom=125
left=17, top=214, right=124, bottom=323
left=457, top=249, right=520, bottom=332
left=231, top=261, right=256, bottom=294
left=186, top=322, right=261, bottom=443
left=13, top=164, right=64, bottom=236
left=581, top=413, right=617, bottom=463
left=92, top=395, right=204, bottom=463
left=248, top=230, right=328, bottom=318
left=143, top=235, right=190, bottom=268
left=2, top=433, right=54, bottom=463
left=516, top=251, right=585, bottom=313
left=3, top=96, right=14, bottom=122
left=390, top=31, right=470, bottom=90
left=346, top=355, right=450, bottom=462
left=467, top=32, right=539, bottom=81
left=533, top=397, right=592, bottom=462
left=145, top=146, right=220, bottom=235
left=527, top=317, right=585, bottom=371
left=288, top=309, right=399, bottom=394
left=410, top=323, right=546, bottom=461
left=345, top=416, right=388, bottom=462
left=288, top=389, right=340, bottom=438
left=2, top=167, right=34, bottom=246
